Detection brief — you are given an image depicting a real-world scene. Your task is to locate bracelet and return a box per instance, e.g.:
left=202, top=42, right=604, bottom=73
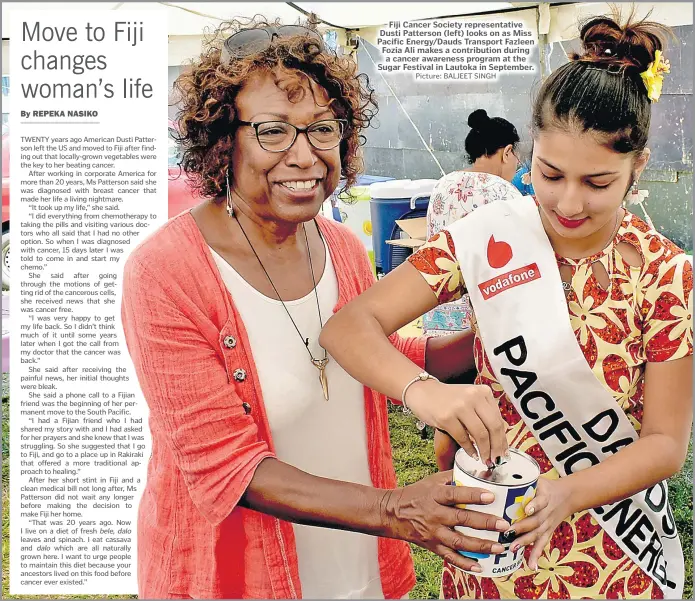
left=401, top=371, right=439, bottom=416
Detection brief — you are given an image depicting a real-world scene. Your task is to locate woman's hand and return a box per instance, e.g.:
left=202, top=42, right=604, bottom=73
left=505, top=477, right=575, bottom=570
left=382, top=470, right=511, bottom=573
left=407, top=380, right=509, bottom=466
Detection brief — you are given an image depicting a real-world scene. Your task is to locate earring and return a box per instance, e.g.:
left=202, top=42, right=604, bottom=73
left=225, top=170, right=234, bottom=218
left=624, top=181, right=649, bottom=207
left=622, top=181, right=636, bottom=207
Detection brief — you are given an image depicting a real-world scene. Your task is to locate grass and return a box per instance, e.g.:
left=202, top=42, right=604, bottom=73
left=1, top=374, right=692, bottom=599
left=388, top=408, right=443, bottom=599
left=668, top=438, right=694, bottom=599
left=388, top=404, right=694, bottom=599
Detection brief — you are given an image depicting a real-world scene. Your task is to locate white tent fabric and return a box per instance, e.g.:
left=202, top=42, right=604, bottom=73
left=1, top=2, right=517, bottom=38
left=4, top=2, right=692, bottom=37
left=2, top=1, right=692, bottom=69
left=4, top=2, right=692, bottom=36
left=290, top=2, right=514, bottom=28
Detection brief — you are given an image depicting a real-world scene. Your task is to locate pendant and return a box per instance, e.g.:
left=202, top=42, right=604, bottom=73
left=311, top=357, right=330, bottom=401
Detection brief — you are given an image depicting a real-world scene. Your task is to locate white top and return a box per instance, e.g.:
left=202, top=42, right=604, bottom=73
left=210, top=241, right=384, bottom=599
left=369, top=178, right=438, bottom=200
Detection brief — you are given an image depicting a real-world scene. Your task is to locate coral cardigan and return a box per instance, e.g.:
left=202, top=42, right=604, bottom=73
left=121, top=211, right=426, bottom=599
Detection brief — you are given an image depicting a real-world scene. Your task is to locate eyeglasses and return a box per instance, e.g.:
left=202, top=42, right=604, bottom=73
left=221, top=26, right=324, bottom=63
left=236, top=119, right=348, bottom=152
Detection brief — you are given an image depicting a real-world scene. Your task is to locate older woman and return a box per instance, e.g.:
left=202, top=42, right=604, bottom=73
left=121, top=19, right=510, bottom=600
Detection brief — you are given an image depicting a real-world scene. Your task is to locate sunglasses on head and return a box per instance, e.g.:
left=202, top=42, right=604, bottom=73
left=221, top=25, right=324, bottom=63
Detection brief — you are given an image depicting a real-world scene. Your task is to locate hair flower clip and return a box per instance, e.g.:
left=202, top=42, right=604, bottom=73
left=640, top=50, right=671, bottom=102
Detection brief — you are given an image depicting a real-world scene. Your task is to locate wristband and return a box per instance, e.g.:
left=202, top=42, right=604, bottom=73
left=401, top=371, right=439, bottom=416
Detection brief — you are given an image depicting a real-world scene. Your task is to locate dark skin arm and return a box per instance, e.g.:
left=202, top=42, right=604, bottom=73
left=425, top=328, right=476, bottom=382
left=238, top=316, right=482, bottom=570
left=239, top=457, right=511, bottom=573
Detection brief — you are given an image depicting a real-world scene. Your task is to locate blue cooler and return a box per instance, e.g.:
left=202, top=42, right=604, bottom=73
left=324, top=174, right=394, bottom=223
left=369, top=179, right=437, bottom=275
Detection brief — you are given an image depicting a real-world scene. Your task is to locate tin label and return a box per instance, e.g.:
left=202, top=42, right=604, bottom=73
left=453, top=449, right=539, bottom=577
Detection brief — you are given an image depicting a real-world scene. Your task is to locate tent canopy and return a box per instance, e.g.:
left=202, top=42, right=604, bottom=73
left=2, top=2, right=692, bottom=66
left=4, top=1, right=692, bottom=36
left=2, top=2, right=522, bottom=37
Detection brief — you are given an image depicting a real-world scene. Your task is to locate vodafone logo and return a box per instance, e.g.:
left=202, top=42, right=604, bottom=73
left=487, top=235, right=513, bottom=269
left=479, top=234, right=541, bottom=299
left=479, top=263, right=541, bottom=300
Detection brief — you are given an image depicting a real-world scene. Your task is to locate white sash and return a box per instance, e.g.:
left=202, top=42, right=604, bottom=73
left=447, top=195, right=684, bottom=598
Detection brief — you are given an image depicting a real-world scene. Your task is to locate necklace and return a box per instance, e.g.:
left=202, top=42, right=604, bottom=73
left=235, top=216, right=330, bottom=401
left=559, top=209, right=623, bottom=295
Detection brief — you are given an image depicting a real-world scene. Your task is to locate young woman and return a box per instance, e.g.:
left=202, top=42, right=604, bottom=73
left=424, top=109, right=521, bottom=337
left=321, top=14, right=692, bottom=600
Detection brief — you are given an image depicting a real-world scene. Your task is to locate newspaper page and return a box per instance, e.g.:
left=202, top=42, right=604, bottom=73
left=7, top=6, right=167, bottom=595
left=0, top=2, right=692, bottom=600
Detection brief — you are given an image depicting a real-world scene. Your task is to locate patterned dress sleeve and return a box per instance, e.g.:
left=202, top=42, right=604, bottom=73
left=641, top=250, right=693, bottom=362
left=407, top=229, right=466, bottom=305
left=427, top=171, right=518, bottom=238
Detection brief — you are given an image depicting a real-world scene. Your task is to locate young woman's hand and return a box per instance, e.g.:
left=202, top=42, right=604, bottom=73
left=406, top=381, right=509, bottom=466
left=382, top=470, right=511, bottom=573
left=504, top=477, right=575, bottom=570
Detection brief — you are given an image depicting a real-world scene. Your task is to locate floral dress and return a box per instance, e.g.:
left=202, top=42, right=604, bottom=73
left=409, top=210, right=693, bottom=599
left=424, top=171, right=518, bottom=336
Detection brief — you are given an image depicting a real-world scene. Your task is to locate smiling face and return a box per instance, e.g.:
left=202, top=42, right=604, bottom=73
left=531, top=128, right=648, bottom=249
left=229, top=70, right=342, bottom=225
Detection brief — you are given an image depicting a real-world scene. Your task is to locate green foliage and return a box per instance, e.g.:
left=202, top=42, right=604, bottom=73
left=388, top=407, right=443, bottom=599
left=388, top=405, right=694, bottom=599
left=668, top=439, right=693, bottom=600
left=0, top=394, right=691, bottom=599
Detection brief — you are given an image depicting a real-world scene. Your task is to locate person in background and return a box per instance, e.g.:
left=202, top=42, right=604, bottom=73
left=511, top=161, right=535, bottom=196
left=121, top=18, right=510, bottom=600
left=462, top=109, right=520, bottom=185
left=424, top=110, right=521, bottom=339
left=321, top=12, right=691, bottom=600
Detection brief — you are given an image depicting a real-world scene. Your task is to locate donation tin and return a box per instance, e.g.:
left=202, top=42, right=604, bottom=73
left=453, top=448, right=540, bottom=577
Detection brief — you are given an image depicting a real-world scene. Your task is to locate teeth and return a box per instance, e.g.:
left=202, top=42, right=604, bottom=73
left=281, top=180, right=317, bottom=190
